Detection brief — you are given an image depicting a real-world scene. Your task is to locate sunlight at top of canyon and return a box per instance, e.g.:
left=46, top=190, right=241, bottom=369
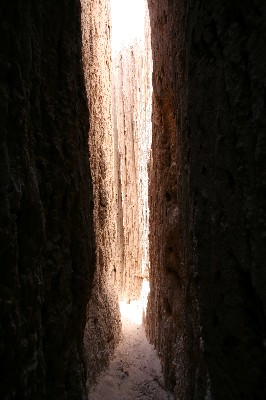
left=110, top=0, right=146, bottom=53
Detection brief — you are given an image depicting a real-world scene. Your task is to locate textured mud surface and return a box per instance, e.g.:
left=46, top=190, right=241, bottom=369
left=88, top=304, right=173, bottom=400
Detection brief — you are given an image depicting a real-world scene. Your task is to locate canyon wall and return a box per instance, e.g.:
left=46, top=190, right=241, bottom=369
left=113, top=29, right=152, bottom=302
left=186, top=1, right=266, bottom=398
left=0, top=1, right=95, bottom=399
left=81, top=0, right=122, bottom=388
left=113, top=48, right=142, bottom=301
left=146, top=1, right=206, bottom=397
left=147, top=0, right=266, bottom=399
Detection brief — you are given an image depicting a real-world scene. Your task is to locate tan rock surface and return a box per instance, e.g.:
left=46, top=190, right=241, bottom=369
left=82, top=0, right=122, bottom=386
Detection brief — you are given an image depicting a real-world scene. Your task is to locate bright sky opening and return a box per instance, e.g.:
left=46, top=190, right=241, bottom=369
left=110, top=0, right=146, bottom=53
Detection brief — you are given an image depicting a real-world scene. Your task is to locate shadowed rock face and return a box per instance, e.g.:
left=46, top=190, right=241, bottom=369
left=147, top=0, right=266, bottom=399
left=0, top=1, right=95, bottom=399
left=146, top=1, right=206, bottom=398
left=187, top=2, right=266, bottom=398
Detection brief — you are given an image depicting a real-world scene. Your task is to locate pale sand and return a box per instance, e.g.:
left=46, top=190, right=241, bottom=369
left=88, top=300, right=174, bottom=400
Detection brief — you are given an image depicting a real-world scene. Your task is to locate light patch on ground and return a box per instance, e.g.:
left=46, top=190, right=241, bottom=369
left=120, top=279, right=150, bottom=325
left=88, top=309, right=174, bottom=400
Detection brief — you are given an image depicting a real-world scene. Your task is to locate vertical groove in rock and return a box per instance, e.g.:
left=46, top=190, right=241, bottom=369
left=0, top=1, right=95, bottom=399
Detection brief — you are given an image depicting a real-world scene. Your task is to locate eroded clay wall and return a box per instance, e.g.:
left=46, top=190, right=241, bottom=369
left=81, top=0, right=122, bottom=387
left=147, top=0, right=266, bottom=399
left=0, top=1, right=95, bottom=399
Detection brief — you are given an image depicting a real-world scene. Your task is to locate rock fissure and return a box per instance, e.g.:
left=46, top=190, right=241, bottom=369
left=1, top=0, right=266, bottom=399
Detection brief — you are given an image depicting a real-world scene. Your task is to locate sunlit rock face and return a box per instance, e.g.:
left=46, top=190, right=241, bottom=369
left=112, top=24, right=153, bottom=303
left=0, top=1, right=95, bottom=399
left=81, top=0, right=122, bottom=388
left=147, top=0, right=266, bottom=399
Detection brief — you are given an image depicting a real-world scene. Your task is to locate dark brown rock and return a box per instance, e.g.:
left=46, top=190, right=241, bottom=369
left=187, top=2, right=266, bottom=398
left=146, top=1, right=206, bottom=398
left=147, top=0, right=266, bottom=399
left=0, top=1, right=95, bottom=399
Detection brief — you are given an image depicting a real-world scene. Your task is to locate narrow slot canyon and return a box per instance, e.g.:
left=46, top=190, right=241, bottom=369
left=82, top=1, right=157, bottom=396
left=82, top=1, right=173, bottom=398
left=1, top=1, right=266, bottom=400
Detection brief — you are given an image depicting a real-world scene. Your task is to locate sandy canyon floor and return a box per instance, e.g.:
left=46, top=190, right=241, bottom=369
left=88, top=300, right=174, bottom=400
